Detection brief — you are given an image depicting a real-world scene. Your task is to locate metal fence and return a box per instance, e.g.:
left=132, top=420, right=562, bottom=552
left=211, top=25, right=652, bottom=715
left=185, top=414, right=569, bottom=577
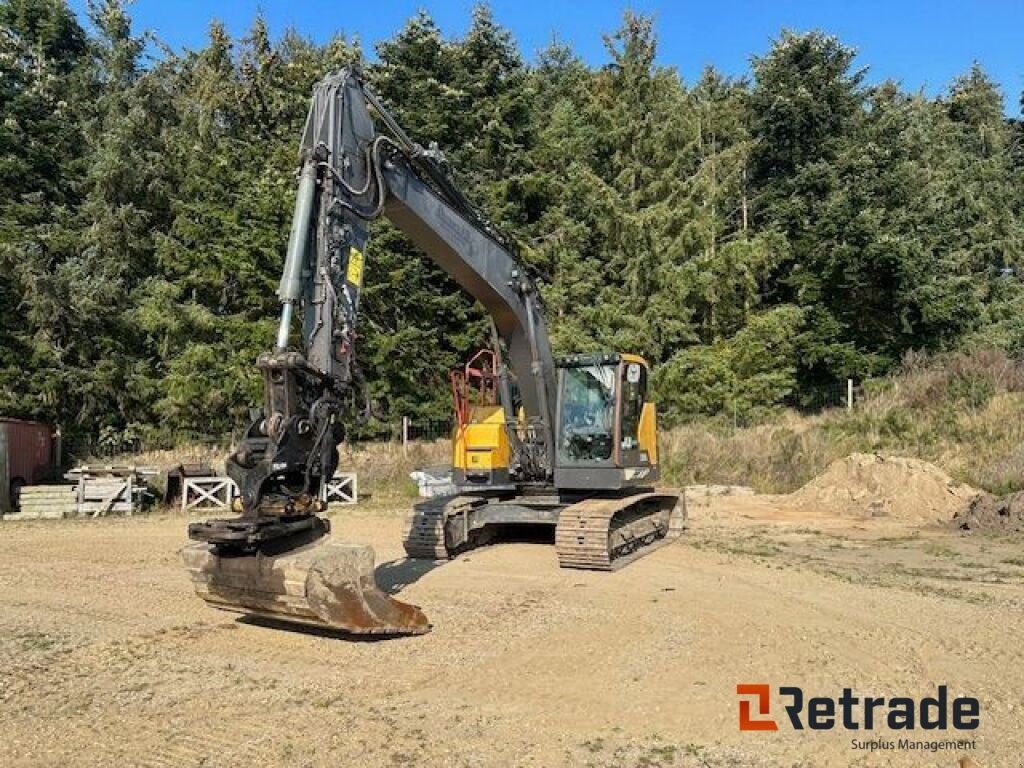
left=402, top=417, right=453, bottom=443
left=786, top=379, right=859, bottom=412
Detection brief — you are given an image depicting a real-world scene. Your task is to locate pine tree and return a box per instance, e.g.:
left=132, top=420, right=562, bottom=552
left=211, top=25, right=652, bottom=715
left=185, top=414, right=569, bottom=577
left=54, top=0, right=178, bottom=440
left=358, top=8, right=535, bottom=425
left=146, top=19, right=361, bottom=438
left=749, top=30, right=870, bottom=386
left=0, top=0, right=93, bottom=426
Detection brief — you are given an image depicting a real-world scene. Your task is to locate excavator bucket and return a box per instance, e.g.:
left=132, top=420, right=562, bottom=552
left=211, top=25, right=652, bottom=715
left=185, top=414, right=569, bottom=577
left=182, top=537, right=430, bottom=635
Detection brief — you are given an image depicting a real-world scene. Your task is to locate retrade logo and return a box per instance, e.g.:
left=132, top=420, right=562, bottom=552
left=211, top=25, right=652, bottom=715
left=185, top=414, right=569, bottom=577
left=736, top=684, right=980, bottom=732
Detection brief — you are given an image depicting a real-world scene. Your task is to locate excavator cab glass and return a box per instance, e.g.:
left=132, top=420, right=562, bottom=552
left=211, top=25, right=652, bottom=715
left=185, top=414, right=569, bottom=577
left=558, top=361, right=617, bottom=462
left=554, top=353, right=659, bottom=491
left=618, top=361, right=649, bottom=467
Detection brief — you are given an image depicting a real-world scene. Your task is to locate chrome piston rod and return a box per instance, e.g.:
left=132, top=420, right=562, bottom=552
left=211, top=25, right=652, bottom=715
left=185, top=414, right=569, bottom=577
left=276, top=160, right=319, bottom=350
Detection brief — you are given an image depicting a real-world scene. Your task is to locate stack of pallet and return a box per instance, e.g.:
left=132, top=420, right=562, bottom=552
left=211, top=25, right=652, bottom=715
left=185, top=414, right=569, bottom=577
left=65, top=465, right=155, bottom=517
left=3, top=465, right=156, bottom=520
left=77, top=472, right=135, bottom=517
left=4, top=484, right=78, bottom=520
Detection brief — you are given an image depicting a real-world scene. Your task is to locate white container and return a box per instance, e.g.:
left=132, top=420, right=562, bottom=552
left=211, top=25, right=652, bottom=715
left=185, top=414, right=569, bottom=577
left=410, top=465, right=456, bottom=498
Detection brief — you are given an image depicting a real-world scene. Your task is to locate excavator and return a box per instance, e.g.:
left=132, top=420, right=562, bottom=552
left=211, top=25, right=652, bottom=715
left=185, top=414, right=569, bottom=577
left=182, top=67, right=685, bottom=636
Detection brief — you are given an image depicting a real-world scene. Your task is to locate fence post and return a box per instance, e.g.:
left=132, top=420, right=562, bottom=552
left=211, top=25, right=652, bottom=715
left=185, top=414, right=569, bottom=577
left=402, top=415, right=409, bottom=455
left=847, top=378, right=854, bottom=410
left=54, top=425, right=62, bottom=471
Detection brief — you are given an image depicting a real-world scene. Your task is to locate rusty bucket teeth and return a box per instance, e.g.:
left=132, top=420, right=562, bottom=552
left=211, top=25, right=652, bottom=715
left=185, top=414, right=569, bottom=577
left=182, top=538, right=430, bottom=636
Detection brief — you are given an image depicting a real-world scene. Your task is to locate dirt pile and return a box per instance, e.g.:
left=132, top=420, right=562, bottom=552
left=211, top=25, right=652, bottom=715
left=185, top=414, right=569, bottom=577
left=789, top=453, right=982, bottom=521
left=952, top=492, right=1024, bottom=532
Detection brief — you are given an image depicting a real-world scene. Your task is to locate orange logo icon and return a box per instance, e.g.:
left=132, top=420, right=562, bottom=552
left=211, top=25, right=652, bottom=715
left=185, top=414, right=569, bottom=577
left=737, top=684, right=779, bottom=731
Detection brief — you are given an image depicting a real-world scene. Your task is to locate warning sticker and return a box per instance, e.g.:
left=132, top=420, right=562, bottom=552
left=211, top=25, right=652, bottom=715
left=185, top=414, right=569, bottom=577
left=346, top=246, right=364, bottom=287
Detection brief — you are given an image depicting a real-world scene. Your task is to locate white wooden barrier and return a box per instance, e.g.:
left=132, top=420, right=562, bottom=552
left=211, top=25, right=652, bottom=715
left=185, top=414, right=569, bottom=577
left=321, top=472, right=357, bottom=505
left=182, top=477, right=238, bottom=511
left=182, top=473, right=357, bottom=509
left=79, top=476, right=134, bottom=517
left=64, top=465, right=154, bottom=517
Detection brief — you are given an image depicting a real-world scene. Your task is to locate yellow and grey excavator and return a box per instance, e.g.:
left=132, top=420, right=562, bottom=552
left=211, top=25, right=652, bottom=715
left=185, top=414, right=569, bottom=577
left=183, top=67, right=684, bottom=636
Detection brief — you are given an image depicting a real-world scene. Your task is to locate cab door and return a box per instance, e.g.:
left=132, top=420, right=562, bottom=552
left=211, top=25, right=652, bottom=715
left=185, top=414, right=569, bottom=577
left=616, top=359, right=653, bottom=470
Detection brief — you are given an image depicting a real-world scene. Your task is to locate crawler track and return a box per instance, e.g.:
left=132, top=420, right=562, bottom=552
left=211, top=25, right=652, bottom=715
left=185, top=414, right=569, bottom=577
left=554, top=491, right=686, bottom=570
left=403, top=495, right=481, bottom=559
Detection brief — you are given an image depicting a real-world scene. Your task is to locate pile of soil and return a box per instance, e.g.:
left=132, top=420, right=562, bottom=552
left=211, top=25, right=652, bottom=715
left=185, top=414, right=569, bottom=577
left=790, top=453, right=982, bottom=521
left=952, top=492, right=1024, bottom=532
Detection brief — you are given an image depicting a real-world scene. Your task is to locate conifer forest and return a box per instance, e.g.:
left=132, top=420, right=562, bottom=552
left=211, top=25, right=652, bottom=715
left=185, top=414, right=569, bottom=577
left=3, top=0, right=1023, bottom=446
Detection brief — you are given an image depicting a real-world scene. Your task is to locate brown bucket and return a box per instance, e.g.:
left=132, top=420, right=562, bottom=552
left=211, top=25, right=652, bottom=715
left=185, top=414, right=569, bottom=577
left=182, top=537, right=430, bottom=635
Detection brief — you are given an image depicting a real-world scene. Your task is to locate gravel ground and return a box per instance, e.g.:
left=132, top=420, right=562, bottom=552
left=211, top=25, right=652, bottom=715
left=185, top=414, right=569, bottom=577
left=1, top=497, right=1020, bottom=767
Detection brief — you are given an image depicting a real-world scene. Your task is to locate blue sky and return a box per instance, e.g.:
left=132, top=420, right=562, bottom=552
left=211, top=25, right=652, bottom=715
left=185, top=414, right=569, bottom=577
left=69, top=1, right=1022, bottom=114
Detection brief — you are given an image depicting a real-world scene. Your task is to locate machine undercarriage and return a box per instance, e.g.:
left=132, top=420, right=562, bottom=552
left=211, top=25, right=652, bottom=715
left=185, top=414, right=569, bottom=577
left=405, top=488, right=686, bottom=570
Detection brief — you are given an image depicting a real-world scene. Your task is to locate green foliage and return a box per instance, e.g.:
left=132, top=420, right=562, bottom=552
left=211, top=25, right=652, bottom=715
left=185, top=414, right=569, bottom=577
left=653, top=345, right=736, bottom=419
left=654, top=305, right=804, bottom=424
left=2, top=3, right=1024, bottom=446
left=0, top=0, right=93, bottom=430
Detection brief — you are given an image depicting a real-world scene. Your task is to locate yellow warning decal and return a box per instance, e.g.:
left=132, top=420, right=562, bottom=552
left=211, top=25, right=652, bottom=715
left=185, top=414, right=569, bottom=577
left=346, top=246, right=364, bottom=287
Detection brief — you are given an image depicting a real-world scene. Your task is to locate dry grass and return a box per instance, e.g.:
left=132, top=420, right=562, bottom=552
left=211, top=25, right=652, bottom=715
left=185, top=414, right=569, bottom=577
left=660, top=412, right=849, bottom=494
left=337, top=440, right=449, bottom=497
left=124, top=443, right=230, bottom=474
left=93, top=438, right=449, bottom=502
left=662, top=349, right=1024, bottom=494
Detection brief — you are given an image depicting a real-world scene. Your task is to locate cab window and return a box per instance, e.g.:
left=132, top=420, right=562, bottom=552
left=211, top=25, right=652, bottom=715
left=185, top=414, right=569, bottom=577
left=619, top=362, right=645, bottom=452
left=559, top=364, right=616, bottom=462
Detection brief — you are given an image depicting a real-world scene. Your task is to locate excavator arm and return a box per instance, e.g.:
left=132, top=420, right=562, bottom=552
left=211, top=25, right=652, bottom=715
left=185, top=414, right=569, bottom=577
left=220, top=68, right=557, bottom=526
left=184, top=67, right=558, bottom=634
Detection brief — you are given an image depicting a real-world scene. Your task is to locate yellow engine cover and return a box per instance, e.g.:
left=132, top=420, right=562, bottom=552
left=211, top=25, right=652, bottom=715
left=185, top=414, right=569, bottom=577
left=453, top=405, right=511, bottom=473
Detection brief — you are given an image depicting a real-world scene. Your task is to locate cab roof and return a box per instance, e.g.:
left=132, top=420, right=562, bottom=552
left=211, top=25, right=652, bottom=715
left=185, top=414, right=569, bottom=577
left=555, top=352, right=648, bottom=368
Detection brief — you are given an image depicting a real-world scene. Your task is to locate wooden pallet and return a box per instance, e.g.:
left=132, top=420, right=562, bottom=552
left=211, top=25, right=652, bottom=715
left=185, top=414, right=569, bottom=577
left=78, top=476, right=135, bottom=517
left=64, top=464, right=157, bottom=480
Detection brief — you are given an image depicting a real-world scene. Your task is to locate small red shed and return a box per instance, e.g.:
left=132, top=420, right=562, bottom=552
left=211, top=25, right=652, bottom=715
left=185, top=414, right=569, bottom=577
left=0, top=418, right=54, bottom=513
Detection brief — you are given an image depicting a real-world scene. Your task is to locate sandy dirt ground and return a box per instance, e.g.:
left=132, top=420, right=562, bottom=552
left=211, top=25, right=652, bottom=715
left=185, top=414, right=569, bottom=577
left=2, top=493, right=1023, bottom=767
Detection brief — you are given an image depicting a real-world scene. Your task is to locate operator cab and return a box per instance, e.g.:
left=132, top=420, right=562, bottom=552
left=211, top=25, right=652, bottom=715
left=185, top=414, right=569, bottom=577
left=553, top=353, right=659, bottom=491
left=451, top=350, right=660, bottom=492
